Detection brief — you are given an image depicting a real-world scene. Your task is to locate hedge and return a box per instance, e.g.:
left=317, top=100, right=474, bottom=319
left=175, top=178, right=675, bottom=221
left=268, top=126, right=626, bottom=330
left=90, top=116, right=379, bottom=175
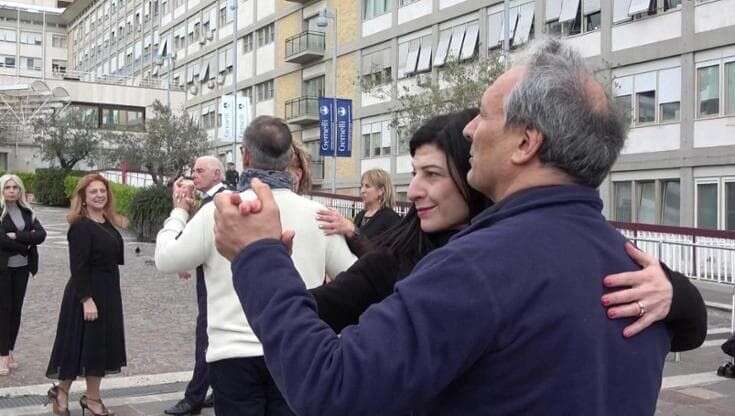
left=129, top=185, right=172, bottom=242
left=34, top=168, right=87, bottom=207
left=64, top=176, right=139, bottom=217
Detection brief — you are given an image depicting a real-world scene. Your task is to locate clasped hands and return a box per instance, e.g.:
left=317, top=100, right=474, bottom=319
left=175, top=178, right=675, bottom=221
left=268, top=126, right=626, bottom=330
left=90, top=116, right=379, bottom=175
left=214, top=179, right=292, bottom=261
left=172, top=177, right=197, bottom=213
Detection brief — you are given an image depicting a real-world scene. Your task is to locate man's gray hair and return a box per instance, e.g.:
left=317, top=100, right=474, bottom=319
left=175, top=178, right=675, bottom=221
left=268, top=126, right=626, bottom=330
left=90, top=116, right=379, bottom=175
left=196, top=155, right=225, bottom=181
left=243, top=115, right=293, bottom=171
left=505, top=38, right=628, bottom=188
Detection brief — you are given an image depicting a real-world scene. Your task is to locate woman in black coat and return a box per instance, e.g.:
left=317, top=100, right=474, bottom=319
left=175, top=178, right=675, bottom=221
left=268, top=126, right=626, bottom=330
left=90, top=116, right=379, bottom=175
left=46, top=173, right=127, bottom=416
left=310, top=109, right=707, bottom=352
left=316, top=168, right=401, bottom=250
left=0, top=174, right=46, bottom=376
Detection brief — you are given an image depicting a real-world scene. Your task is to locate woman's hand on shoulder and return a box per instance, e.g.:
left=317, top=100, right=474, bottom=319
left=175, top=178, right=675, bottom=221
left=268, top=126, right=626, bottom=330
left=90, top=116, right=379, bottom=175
left=316, top=208, right=356, bottom=238
left=601, top=242, right=672, bottom=338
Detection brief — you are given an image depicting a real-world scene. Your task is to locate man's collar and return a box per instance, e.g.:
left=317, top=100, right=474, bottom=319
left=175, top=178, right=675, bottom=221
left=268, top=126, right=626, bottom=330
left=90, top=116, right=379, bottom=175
left=203, top=182, right=226, bottom=197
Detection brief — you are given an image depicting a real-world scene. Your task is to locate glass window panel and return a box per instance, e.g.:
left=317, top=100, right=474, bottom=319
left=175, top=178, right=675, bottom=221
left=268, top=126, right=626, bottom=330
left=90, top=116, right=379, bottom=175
left=725, top=182, right=735, bottom=230
left=698, top=65, right=720, bottom=117
left=585, top=11, right=601, bottom=32
left=661, top=180, right=680, bottom=226
left=636, top=90, right=655, bottom=123
left=614, top=95, right=632, bottom=125
left=372, top=132, right=381, bottom=157
left=660, top=102, right=680, bottom=122
left=697, top=182, right=718, bottom=229
left=614, top=182, right=632, bottom=222
left=726, top=62, right=735, bottom=115
left=636, top=181, right=656, bottom=224
left=362, top=133, right=371, bottom=158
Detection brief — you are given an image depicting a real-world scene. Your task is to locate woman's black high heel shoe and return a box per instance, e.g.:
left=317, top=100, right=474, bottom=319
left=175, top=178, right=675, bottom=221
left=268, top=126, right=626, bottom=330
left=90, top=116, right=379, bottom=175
left=45, top=383, right=70, bottom=416
left=80, top=394, right=115, bottom=416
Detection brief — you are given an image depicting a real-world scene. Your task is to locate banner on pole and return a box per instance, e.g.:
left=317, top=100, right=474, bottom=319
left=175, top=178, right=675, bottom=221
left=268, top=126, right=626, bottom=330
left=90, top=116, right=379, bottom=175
left=319, top=97, right=352, bottom=157
left=219, top=94, right=234, bottom=141
left=318, top=97, right=333, bottom=156
left=336, top=98, right=352, bottom=157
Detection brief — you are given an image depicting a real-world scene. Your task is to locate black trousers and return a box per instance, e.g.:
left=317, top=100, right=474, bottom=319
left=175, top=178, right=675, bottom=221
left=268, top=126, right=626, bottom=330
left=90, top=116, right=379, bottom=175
left=209, top=356, right=295, bottom=416
left=0, top=266, right=29, bottom=355
left=184, top=269, right=209, bottom=405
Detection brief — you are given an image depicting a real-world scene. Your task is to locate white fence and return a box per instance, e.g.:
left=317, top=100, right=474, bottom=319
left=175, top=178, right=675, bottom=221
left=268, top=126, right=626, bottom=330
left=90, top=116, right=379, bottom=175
left=308, top=192, right=412, bottom=219
left=100, top=170, right=159, bottom=188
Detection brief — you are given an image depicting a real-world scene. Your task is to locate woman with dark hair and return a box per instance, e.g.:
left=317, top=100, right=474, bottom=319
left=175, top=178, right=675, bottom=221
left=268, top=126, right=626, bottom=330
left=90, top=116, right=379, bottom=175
left=310, top=109, right=706, bottom=352
left=46, top=173, right=127, bottom=416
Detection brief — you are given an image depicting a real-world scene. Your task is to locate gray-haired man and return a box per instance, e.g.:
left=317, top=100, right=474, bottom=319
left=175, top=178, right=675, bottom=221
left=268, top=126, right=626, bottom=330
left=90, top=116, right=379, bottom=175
left=213, top=39, right=671, bottom=415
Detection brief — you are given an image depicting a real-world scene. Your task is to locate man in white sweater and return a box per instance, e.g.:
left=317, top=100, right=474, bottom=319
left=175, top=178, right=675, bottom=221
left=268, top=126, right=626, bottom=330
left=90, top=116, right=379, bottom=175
left=155, top=115, right=357, bottom=416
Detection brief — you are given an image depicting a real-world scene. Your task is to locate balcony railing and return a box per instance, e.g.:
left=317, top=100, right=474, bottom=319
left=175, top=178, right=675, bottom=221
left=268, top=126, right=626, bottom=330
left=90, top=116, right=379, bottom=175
left=285, top=30, right=325, bottom=64
left=285, top=96, right=320, bottom=125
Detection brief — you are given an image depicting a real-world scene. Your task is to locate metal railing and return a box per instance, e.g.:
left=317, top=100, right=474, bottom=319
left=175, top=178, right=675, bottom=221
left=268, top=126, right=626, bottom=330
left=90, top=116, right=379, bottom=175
left=285, top=96, right=319, bottom=121
left=285, top=30, right=325, bottom=59
left=308, top=191, right=412, bottom=219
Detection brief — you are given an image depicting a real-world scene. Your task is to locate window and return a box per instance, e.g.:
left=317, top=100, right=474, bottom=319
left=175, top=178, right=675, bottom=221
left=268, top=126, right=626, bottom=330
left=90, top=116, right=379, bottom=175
left=19, top=31, right=42, bottom=45
left=101, top=106, right=145, bottom=131
left=614, top=95, right=632, bottom=125
left=22, top=56, right=41, bottom=70
left=255, top=80, right=274, bottom=102
left=661, top=180, right=680, bottom=225
left=0, top=28, right=16, bottom=42
left=0, top=56, right=15, bottom=68
left=364, top=0, right=392, bottom=20
left=362, top=120, right=392, bottom=158
left=488, top=2, right=534, bottom=50
left=303, top=76, right=325, bottom=97
left=362, top=48, right=392, bottom=86
left=240, top=87, right=253, bottom=105
left=697, top=182, right=718, bottom=229
left=727, top=182, right=735, bottom=230
left=161, top=0, right=168, bottom=15
left=398, top=35, right=428, bottom=79
left=636, top=181, right=656, bottom=223
left=659, top=67, right=681, bottom=122
left=399, top=0, right=418, bottom=6
left=201, top=102, right=216, bottom=129
left=52, top=59, right=67, bottom=73
left=71, top=104, right=100, bottom=128
left=726, top=62, right=735, bottom=115
left=257, top=24, right=274, bottom=47
left=613, top=182, right=632, bottom=222
left=242, top=33, right=253, bottom=53
left=219, top=4, right=233, bottom=27
left=636, top=90, right=655, bottom=123
left=698, top=65, right=719, bottom=117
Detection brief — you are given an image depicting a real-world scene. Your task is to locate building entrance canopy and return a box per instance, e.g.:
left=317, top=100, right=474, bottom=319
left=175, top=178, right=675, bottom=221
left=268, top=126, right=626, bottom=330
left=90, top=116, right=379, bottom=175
left=0, top=81, right=70, bottom=128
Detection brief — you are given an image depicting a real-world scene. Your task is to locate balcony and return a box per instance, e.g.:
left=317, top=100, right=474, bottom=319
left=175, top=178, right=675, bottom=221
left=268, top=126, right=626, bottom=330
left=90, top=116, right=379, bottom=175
left=285, top=31, right=325, bottom=64
left=285, top=96, right=319, bottom=125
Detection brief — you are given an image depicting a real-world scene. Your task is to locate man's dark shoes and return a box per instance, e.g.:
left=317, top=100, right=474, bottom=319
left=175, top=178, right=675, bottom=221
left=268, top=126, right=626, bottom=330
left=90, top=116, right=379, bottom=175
left=164, top=399, right=202, bottom=415
left=202, top=393, right=214, bottom=408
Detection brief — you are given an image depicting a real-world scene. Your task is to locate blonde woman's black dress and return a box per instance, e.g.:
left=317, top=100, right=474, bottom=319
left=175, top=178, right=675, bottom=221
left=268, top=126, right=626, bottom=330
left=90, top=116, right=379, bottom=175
left=46, top=217, right=126, bottom=379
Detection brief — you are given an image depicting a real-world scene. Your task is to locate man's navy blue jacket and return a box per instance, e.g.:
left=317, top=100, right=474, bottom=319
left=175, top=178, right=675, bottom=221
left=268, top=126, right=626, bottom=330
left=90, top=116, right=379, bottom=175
left=231, top=185, right=670, bottom=415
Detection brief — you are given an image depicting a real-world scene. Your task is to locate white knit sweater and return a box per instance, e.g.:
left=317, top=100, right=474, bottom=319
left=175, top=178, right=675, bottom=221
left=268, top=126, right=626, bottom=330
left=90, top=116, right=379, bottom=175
left=154, top=189, right=357, bottom=362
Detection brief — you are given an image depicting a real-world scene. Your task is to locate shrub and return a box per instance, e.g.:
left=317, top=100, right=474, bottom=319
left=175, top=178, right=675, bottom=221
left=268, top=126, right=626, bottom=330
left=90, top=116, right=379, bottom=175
left=35, top=168, right=86, bottom=206
left=129, top=185, right=172, bottom=242
left=15, top=172, right=35, bottom=194
left=64, top=175, right=138, bottom=217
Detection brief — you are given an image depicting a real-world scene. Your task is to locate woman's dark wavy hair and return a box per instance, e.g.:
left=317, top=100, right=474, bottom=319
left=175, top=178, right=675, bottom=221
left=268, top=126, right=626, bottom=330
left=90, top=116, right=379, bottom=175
left=374, top=108, right=490, bottom=273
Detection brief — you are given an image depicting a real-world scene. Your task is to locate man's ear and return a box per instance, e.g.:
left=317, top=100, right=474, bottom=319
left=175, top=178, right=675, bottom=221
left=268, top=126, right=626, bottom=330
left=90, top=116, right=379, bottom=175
left=511, top=126, right=544, bottom=165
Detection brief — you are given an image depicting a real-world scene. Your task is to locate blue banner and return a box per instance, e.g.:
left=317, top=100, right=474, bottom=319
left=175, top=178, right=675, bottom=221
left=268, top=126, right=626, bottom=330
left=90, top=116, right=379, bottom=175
left=336, top=99, right=352, bottom=157
left=318, top=97, right=333, bottom=156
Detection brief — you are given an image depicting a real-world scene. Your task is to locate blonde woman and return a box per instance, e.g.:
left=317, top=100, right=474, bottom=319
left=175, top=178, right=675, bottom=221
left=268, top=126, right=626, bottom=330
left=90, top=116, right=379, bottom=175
left=317, top=168, right=400, bottom=241
left=46, top=174, right=127, bottom=416
left=0, top=174, right=46, bottom=376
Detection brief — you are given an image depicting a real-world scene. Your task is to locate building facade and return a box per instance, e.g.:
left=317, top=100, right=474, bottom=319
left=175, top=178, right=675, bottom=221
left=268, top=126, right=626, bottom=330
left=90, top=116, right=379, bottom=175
left=7, top=0, right=735, bottom=229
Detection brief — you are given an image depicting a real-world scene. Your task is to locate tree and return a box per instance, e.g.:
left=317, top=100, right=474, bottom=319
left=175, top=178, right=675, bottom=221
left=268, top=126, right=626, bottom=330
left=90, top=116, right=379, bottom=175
left=32, top=108, right=101, bottom=171
left=365, top=55, right=505, bottom=140
left=113, top=100, right=210, bottom=185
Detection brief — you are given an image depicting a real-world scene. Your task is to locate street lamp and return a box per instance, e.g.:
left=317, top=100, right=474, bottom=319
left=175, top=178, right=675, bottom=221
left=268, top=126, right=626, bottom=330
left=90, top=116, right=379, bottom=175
left=316, top=8, right=338, bottom=193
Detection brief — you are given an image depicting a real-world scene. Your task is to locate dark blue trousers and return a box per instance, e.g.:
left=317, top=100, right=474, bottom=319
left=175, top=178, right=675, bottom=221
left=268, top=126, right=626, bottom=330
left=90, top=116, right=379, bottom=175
left=184, top=269, right=209, bottom=406
left=209, top=356, right=295, bottom=416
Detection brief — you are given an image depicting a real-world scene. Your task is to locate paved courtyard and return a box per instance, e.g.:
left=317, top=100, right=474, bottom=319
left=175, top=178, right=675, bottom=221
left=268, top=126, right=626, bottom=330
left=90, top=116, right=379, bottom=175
left=0, top=205, right=731, bottom=415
